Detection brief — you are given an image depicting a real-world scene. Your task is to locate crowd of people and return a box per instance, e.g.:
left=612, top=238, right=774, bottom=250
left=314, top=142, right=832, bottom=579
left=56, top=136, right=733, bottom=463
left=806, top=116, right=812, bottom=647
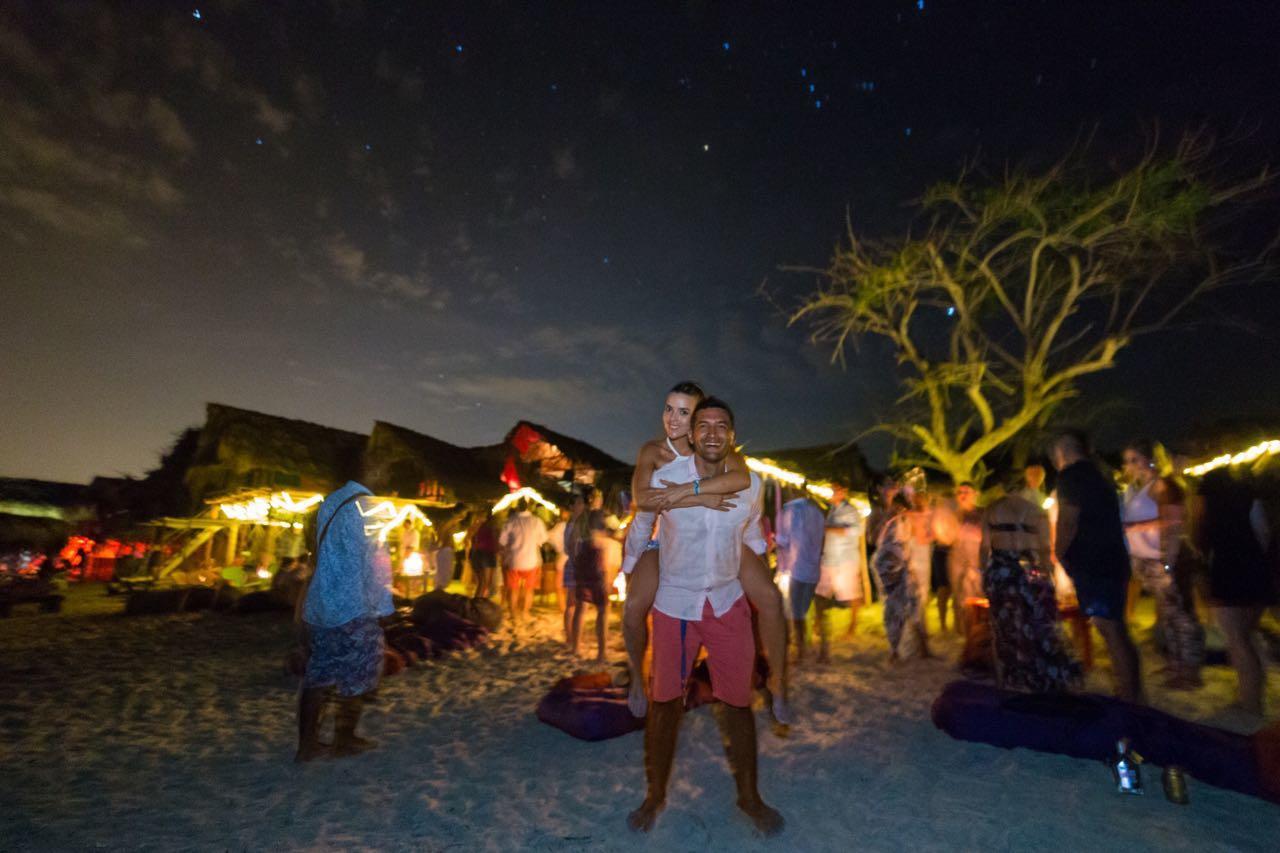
left=288, top=380, right=1276, bottom=839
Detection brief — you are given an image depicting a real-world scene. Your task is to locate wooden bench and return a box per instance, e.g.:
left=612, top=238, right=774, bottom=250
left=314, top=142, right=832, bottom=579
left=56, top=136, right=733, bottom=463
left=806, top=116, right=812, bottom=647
left=0, top=593, right=64, bottom=618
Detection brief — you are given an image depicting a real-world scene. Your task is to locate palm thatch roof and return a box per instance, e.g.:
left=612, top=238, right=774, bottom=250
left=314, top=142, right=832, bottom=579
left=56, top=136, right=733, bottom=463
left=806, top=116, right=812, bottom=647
left=362, top=421, right=502, bottom=504
left=185, top=403, right=367, bottom=503
left=748, top=442, right=875, bottom=492
left=0, top=478, right=94, bottom=516
left=502, top=420, right=628, bottom=487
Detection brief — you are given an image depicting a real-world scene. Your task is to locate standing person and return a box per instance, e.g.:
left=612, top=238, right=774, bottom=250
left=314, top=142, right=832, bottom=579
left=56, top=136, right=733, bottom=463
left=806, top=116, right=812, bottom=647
left=815, top=484, right=869, bottom=661
left=1019, top=463, right=1049, bottom=509
left=469, top=515, right=499, bottom=599
left=628, top=398, right=783, bottom=836
left=866, top=474, right=901, bottom=555
left=1194, top=465, right=1275, bottom=718
left=873, top=491, right=930, bottom=661
left=499, top=499, right=549, bottom=629
left=296, top=481, right=393, bottom=762
left=560, top=494, right=584, bottom=643
left=1051, top=430, right=1143, bottom=703
left=775, top=486, right=826, bottom=663
left=948, top=482, right=985, bottom=635
left=1122, top=439, right=1204, bottom=688
left=620, top=382, right=789, bottom=724
left=568, top=486, right=611, bottom=663
left=548, top=506, right=571, bottom=627
left=930, top=493, right=957, bottom=632
left=905, top=490, right=936, bottom=636
left=980, top=490, right=1081, bottom=692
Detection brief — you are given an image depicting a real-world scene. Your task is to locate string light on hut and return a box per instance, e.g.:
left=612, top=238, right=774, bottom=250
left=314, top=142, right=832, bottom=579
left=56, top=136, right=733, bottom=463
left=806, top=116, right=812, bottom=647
left=743, top=455, right=869, bottom=514
left=1182, top=439, right=1280, bottom=477
left=491, top=486, right=559, bottom=515
left=358, top=500, right=432, bottom=543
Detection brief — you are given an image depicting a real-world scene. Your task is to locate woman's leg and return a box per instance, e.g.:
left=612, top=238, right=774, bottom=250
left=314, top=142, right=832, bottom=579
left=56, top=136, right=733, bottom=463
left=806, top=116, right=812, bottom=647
left=595, top=599, right=611, bottom=665
left=1217, top=605, right=1265, bottom=716
left=569, top=596, right=586, bottom=656
left=623, top=551, right=660, bottom=716
left=739, top=547, right=790, bottom=720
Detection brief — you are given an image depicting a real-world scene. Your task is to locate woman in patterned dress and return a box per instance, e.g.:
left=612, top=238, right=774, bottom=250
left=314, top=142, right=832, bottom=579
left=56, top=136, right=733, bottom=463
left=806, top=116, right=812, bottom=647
left=873, top=491, right=929, bottom=661
left=979, top=491, right=1081, bottom=692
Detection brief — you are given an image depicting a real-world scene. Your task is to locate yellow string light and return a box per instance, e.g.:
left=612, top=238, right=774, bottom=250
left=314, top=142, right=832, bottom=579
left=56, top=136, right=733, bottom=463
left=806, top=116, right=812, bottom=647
left=491, top=486, right=559, bottom=515
left=1183, top=439, right=1280, bottom=477
left=743, top=455, right=868, bottom=508
left=359, top=500, right=432, bottom=543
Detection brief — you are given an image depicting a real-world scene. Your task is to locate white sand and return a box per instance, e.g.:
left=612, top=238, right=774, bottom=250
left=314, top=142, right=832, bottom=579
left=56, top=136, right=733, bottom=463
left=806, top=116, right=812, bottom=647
left=2, top=585, right=1279, bottom=852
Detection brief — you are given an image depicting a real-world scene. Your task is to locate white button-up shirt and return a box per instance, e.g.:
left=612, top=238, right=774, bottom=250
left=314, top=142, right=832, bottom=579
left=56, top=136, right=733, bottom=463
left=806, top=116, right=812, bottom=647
left=654, top=454, right=766, bottom=621
left=499, top=511, right=548, bottom=570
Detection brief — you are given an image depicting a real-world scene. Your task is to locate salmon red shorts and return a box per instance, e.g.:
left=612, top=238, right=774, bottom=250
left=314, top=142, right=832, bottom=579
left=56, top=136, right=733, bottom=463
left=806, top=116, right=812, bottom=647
left=506, top=567, right=539, bottom=592
left=651, top=596, right=754, bottom=708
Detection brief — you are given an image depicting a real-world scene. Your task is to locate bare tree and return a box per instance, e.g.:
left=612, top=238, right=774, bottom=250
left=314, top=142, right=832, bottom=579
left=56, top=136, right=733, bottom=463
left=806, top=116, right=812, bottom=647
left=783, top=130, right=1275, bottom=486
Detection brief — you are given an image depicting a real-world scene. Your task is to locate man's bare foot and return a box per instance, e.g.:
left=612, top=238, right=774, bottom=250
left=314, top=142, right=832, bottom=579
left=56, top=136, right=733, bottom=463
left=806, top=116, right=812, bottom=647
left=738, top=798, right=785, bottom=837
left=628, top=679, right=649, bottom=718
left=627, top=798, right=664, bottom=832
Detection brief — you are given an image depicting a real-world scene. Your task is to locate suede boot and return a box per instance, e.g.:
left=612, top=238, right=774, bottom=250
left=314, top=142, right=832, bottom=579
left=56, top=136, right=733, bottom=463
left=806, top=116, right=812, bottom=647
left=294, top=687, right=332, bottom=762
left=627, top=698, right=682, bottom=832
left=714, top=703, right=784, bottom=837
left=332, top=694, right=377, bottom=757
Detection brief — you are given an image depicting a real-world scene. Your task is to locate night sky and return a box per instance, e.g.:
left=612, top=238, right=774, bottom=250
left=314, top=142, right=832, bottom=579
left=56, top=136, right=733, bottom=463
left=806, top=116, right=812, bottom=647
left=2, top=1, right=1279, bottom=484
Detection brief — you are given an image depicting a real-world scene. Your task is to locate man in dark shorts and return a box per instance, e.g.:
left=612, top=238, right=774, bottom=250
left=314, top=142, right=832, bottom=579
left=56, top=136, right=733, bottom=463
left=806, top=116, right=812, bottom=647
left=1051, top=430, right=1143, bottom=702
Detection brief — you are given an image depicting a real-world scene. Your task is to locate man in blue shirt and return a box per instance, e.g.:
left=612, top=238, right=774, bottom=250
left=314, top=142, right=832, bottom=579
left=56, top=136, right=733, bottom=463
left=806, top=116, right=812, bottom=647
left=775, top=486, right=826, bottom=663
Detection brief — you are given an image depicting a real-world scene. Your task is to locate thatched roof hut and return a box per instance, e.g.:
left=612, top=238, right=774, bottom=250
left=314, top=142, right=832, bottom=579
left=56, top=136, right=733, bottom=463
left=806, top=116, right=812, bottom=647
left=184, top=404, right=367, bottom=505
left=0, top=478, right=96, bottom=550
left=362, top=421, right=501, bottom=504
left=502, top=420, right=628, bottom=490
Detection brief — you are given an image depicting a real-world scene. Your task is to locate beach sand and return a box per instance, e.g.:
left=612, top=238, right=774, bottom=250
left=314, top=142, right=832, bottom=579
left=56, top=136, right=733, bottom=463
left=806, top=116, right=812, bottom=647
left=2, top=584, right=1279, bottom=852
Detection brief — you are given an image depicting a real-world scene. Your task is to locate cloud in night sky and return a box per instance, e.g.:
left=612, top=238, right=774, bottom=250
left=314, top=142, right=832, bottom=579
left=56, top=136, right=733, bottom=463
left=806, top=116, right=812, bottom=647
left=1, top=1, right=1278, bottom=484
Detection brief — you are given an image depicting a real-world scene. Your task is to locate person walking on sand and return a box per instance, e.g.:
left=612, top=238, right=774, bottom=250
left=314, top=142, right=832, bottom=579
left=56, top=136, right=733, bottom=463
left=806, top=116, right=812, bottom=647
left=814, top=484, right=868, bottom=661
left=499, top=499, right=548, bottom=630
left=628, top=398, right=784, bottom=837
left=873, top=490, right=930, bottom=661
left=775, top=485, right=826, bottom=663
left=568, top=486, right=612, bottom=663
left=295, top=481, right=393, bottom=762
left=1051, top=430, right=1144, bottom=703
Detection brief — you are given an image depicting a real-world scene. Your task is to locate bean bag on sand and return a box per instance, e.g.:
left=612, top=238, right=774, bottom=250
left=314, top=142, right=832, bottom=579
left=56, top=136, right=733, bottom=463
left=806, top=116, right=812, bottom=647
left=537, top=673, right=645, bottom=742
left=932, top=679, right=1280, bottom=805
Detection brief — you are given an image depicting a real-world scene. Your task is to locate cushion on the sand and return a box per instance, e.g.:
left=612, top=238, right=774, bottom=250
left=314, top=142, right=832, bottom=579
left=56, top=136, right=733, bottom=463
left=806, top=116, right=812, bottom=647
left=536, top=673, right=645, bottom=741
left=411, top=590, right=502, bottom=631
left=931, top=679, right=1280, bottom=805
left=124, top=585, right=240, bottom=615
left=415, top=608, right=488, bottom=650
left=385, top=629, right=434, bottom=662
left=234, top=590, right=293, bottom=614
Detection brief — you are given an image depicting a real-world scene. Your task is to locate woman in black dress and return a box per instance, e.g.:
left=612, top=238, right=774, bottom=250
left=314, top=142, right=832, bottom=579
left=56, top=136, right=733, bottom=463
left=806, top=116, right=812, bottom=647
left=1194, top=467, right=1275, bottom=717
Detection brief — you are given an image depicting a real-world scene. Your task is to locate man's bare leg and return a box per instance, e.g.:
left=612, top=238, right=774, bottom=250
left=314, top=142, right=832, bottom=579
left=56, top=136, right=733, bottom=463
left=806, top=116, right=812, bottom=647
left=714, top=702, right=785, bottom=836
left=623, top=552, right=660, bottom=717
left=814, top=597, right=831, bottom=663
left=1094, top=616, right=1144, bottom=703
left=739, top=547, right=791, bottom=724
left=791, top=619, right=808, bottom=663
left=627, top=698, right=682, bottom=832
